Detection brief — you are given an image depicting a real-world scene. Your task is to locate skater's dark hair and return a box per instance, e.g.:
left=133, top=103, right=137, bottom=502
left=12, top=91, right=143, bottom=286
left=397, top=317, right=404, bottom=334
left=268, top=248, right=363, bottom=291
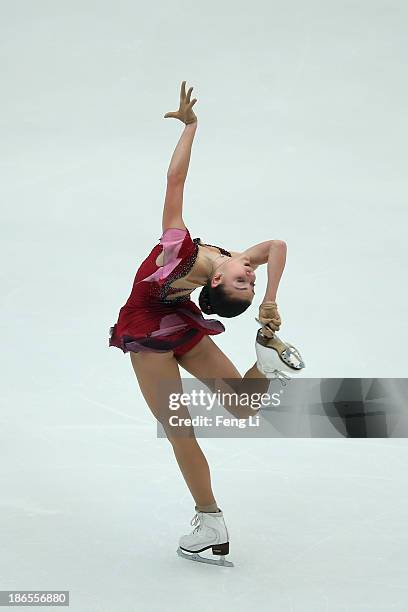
left=198, top=279, right=251, bottom=318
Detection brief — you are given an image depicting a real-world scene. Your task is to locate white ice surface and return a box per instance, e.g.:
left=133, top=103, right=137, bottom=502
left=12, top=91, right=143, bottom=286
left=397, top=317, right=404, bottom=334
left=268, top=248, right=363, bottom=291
left=1, top=0, right=408, bottom=610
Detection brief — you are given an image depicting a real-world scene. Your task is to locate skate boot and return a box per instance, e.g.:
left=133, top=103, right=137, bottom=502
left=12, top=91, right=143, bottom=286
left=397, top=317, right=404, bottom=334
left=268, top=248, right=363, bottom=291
left=255, top=328, right=305, bottom=384
left=176, top=509, right=234, bottom=567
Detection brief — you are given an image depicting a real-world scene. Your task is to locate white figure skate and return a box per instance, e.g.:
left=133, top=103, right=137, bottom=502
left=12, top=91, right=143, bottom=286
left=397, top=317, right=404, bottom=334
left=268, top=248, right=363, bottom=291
left=176, top=509, right=234, bottom=567
left=255, top=327, right=305, bottom=385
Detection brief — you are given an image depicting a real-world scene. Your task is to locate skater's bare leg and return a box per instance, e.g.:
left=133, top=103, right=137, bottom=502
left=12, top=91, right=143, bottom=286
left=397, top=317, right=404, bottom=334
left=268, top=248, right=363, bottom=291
left=176, top=335, right=269, bottom=419
left=171, top=438, right=216, bottom=507
left=130, top=350, right=216, bottom=507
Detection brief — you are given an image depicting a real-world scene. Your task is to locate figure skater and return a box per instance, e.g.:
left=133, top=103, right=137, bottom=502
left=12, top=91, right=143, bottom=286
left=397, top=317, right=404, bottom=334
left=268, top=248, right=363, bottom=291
left=109, top=81, right=305, bottom=566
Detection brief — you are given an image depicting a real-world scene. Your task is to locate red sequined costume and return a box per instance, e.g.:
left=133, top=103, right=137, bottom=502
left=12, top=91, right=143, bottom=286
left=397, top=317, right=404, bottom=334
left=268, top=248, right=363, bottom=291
left=109, top=227, right=231, bottom=357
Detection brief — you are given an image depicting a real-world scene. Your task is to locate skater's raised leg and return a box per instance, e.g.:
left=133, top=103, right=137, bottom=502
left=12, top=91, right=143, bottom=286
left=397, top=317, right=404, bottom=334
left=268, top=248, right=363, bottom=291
left=176, top=335, right=270, bottom=419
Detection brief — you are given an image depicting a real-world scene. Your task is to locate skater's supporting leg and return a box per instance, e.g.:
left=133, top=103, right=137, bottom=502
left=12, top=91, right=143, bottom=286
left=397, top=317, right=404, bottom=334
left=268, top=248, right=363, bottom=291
left=130, top=350, right=217, bottom=507
left=171, top=437, right=217, bottom=507
left=195, top=502, right=219, bottom=512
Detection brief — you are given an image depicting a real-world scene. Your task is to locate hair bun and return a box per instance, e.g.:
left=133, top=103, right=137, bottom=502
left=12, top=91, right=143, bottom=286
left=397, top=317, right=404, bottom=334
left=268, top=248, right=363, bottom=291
left=198, top=285, right=214, bottom=315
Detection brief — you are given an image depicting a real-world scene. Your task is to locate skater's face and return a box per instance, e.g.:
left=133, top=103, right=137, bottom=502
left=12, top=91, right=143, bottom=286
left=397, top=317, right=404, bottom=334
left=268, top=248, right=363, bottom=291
left=211, top=255, right=256, bottom=302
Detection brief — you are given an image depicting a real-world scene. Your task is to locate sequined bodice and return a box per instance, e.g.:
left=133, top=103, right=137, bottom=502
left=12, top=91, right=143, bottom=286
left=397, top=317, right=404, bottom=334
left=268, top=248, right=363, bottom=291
left=159, top=238, right=232, bottom=305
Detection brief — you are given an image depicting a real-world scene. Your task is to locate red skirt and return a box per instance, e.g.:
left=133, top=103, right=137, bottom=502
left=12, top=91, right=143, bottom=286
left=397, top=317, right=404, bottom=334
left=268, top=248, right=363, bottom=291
left=109, top=300, right=225, bottom=357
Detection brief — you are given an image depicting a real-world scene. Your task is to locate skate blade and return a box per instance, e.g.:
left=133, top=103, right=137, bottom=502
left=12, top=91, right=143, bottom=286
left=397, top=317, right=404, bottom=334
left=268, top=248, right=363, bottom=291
left=176, top=547, right=234, bottom=567
left=256, top=330, right=306, bottom=371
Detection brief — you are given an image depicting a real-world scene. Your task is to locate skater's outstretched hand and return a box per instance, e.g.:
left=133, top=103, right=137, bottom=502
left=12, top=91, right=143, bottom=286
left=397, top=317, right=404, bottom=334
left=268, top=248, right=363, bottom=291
left=255, top=301, right=282, bottom=338
left=164, top=80, right=198, bottom=125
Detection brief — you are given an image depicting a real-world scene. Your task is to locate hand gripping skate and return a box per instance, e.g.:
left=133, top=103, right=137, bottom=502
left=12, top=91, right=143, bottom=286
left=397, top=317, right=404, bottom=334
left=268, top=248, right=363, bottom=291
left=255, top=328, right=305, bottom=384
left=255, top=301, right=282, bottom=337
left=176, top=510, right=234, bottom=567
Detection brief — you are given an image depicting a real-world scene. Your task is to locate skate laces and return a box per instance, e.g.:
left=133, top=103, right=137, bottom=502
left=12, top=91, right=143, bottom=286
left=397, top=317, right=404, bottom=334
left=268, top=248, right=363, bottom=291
left=190, top=513, right=201, bottom=534
left=263, top=368, right=291, bottom=386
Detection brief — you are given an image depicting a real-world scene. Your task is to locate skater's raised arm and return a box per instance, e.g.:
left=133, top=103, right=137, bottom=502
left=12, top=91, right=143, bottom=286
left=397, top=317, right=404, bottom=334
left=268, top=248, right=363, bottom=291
left=166, top=121, right=198, bottom=181
left=164, top=80, right=197, bottom=180
left=162, top=81, right=198, bottom=232
left=162, top=123, right=197, bottom=232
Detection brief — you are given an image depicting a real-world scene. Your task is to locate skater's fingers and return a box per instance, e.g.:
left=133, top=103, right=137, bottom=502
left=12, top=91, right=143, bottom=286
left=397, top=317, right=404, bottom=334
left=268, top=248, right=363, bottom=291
left=264, top=321, right=280, bottom=332
left=186, top=86, right=193, bottom=103
left=188, top=98, right=197, bottom=108
left=258, top=316, right=279, bottom=325
left=180, top=80, right=186, bottom=100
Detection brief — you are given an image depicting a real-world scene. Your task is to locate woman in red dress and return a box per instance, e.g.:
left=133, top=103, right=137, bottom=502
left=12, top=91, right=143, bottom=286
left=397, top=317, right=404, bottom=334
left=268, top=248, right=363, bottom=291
left=108, top=81, right=291, bottom=564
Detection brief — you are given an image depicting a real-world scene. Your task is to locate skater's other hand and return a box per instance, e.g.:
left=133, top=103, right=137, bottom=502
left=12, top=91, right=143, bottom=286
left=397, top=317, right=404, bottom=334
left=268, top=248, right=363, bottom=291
left=255, top=301, right=281, bottom=337
left=164, top=80, right=198, bottom=125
